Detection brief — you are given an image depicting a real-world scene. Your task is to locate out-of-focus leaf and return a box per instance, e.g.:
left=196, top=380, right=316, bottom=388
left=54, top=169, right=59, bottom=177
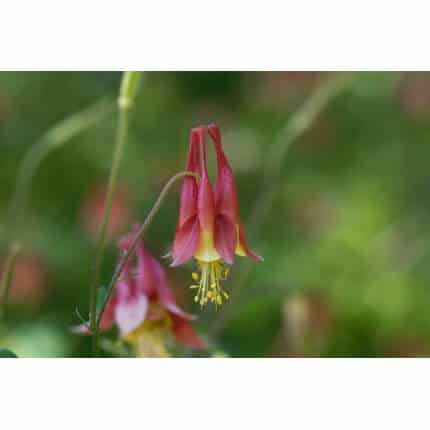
left=0, top=349, right=18, bottom=358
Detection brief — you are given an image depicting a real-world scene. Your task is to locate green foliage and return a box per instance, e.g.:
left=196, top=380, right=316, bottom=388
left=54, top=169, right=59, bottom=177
left=0, top=349, right=17, bottom=358
left=1, top=71, right=430, bottom=357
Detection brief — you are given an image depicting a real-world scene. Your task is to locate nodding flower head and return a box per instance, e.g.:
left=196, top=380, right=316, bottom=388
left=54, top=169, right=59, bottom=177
left=171, top=124, right=262, bottom=308
left=74, top=231, right=204, bottom=356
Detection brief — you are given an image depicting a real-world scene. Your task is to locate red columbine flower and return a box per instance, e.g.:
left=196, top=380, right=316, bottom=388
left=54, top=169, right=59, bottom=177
left=171, top=124, right=262, bottom=307
left=75, top=233, right=204, bottom=356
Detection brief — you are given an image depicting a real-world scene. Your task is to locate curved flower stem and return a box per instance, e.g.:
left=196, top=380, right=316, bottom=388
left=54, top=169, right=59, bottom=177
left=89, top=72, right=142, bottom=355
left=6, top=97, right=114, bottom=245
left=212, top=73, right=355, bottom=334
left=0, top=243, right=21, bottom=319
left=94, top=171, right=199, bottom=330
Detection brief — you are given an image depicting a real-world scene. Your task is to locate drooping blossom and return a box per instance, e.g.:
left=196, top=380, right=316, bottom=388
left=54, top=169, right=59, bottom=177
left=171, top=124, right=262, bottom=307
left=75, top=232, right=204, bottom=356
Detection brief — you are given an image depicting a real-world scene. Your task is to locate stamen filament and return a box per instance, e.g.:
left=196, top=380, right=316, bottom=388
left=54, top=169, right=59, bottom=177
left=189, top=259, right=230, bottom=309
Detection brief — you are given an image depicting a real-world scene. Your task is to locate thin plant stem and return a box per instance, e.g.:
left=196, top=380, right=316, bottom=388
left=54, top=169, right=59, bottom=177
left=212, top=73, right=354, bottom=334
left=95, top=171, right=199, bottom=329
left=88, top=106, right=128, bottom=340
left=0, top=243, right=21, bottom=319
left=89, top=72, right=142, bottom=355
left=2, top=98, right=112, bottom=323
left=249, top=73, right=353, bottom=233
left=6, top=97, right=114, bottom=244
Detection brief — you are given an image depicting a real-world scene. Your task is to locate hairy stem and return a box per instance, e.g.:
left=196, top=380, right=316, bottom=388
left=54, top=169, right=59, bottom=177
left=89, top=72, right=142, bottom=355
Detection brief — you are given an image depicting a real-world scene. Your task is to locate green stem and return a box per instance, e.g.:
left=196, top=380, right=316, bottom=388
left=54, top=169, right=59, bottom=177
left=6, top=97, right=114, bottom=245
left=248, top=73, right=353, bottom=233
left=95, top=171, right=198, bottom=329
left=0, top=243, right=21, bottom=319
left=89, top=72, right=142, bottom=355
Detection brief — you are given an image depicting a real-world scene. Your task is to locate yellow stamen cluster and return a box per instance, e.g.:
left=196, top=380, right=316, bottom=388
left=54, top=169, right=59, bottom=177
left=132, top=328, right=170, bottom=358
left=190, top=260, right=230, bottom=308
left=124, top=305, right=172, bottom=357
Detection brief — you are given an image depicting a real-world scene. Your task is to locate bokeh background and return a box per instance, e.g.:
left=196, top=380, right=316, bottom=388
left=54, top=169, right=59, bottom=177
left=1, top=71, right=430, bottom=357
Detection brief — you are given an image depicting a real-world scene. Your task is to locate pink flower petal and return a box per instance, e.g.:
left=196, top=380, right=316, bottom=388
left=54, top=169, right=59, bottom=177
left=238, top=221, right=263, bottom=261
left=172, top=315, right=205, bottom=349
left=214, top=214, right=237, bottom=264
left=99, top=295, right=117, bottom=331
left=176, top=129, right=200, bottom=227
left=208, top=124, right=262, bottom=262
left=115, top=293, right=148, bottom=337
left=165, top=302, right=195, bottom=321
left=208, top=124, right=239, bottom=221
left=135, top=242, right=157, bottom=297
left=196, top=128, right=216, bottom=232
left=145, top=252, right=196, bottom=320
left=171, top=216, right=200, bottom=266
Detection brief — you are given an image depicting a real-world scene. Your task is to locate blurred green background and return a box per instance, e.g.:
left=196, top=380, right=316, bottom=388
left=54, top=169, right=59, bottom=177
left=1, top=71, right=430, bottom=357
